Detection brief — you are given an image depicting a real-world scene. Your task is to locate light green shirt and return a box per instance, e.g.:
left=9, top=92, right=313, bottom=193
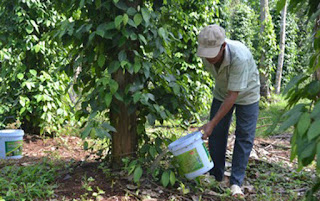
left=202, top=39, right=260, bottom=105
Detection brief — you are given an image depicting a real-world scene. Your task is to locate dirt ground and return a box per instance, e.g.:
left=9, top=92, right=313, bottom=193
left=0, top=133, right=308, bottom=201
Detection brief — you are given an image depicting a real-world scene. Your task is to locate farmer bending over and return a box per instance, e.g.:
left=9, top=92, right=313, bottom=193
left=197, top=24, right=260, bottom=197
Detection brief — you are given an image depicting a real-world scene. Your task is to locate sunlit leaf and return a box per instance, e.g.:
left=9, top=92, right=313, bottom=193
left=297, top=112, right=311, bottom=136
left=307, top=119, right=320, bottom=141
left=170, top=171, right=176, bottom=186
left=114, top=15, right=123, bottom=29
left=104, top=93, right=112, bottom=107
left=141, top=7, right=150, bottom=24
left=133, top=166, right=143, bottom=183
left=133, top=14, right=142, bottom=26
left=161, top=171, right=170, bottom=187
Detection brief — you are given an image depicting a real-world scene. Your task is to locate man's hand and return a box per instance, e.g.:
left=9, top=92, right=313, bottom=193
left=199, top=90, right=239, bottom=140
left=199, top=121, right=216, bottom=140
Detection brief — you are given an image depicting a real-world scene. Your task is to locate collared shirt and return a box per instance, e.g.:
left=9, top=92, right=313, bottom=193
left=202, top=39, right=260, bottom=105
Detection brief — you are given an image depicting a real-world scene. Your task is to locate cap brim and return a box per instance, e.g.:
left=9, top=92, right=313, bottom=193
left=197, top=47, right=220, bottom=58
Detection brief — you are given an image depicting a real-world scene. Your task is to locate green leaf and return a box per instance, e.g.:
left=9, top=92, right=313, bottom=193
left=149, top=146, right=157, bottom=158
left=95, top=0, right=101, bottom=8
left=113, top=0, right=119, bottom=3
left=127, top=7, right=137, bottom=16
left=114, top=15, right=123, bottom=29
left=138, top=34, right=147, bottom=45
left=118, top=50, right=127, bottom=62
left=96, top=128, right=111, bottom=139
left=98, top=54, right=105, bottom=67
left=123, top=14, right=129, bottom=26
left=130, top=33, right=137, bottom=40
left=297, top=112, right=311, bottom=136
left=34, top=44, right=41, bottom=53
left=30, top=20, right=39, bottom=33
left=276, top=0, right=286, bottom=13
left=307, top=119, right=320, bottom=141
left=282, top=74, right=306, bottom=95
left=114, top=92, right=123, bottom=101
left=147, top=113, right=156, bottom=125
left=306, top=81, right=320, bottom=97
left=133, top=62, right=141, bottom=73
left=101, top=122, right=116, bottom=132
left=84, top=141, right=89, bottom=150
left=317, top=143, right=320, bottom=173
left=108, top=61, right=120, bottom=74
left=299, top=140, right=316, bottom=166
left=158, top=27, right=166, bottom=39
left=81, top=126, right=92, bottom=139
left=17, top=73, right=24, bottom=80
left=141, top=8, right=150, bottom=24
left=161, top=171, right=170, bottom=187
left=283, top=104, right=306, bottom=118
left=279, top=111, right=302, bottom=132
left=133, top=14, right=142, bottom=26
left=104, top=93, right=112, bottom=107
left=173, top=83, right=180, bottom=95
left=169, top=171, right=176, bottom=186
left=26, top=25, right=34, bottom=34
left=109, top=79, right=119, bottom=94
left=311, top=101, right=320, bottom=119
left=30, top=69, right=37, bottom=76
left=133, top=92, right=141, bottom=103
left=133, top=166, right=143, bottom=183
left=128, top=19, right=137, bottom=28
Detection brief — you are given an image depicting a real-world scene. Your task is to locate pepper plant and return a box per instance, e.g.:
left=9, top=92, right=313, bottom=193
left=51, top=0, right=222, bottom=165
left=0, top=0, right=71, bottom=134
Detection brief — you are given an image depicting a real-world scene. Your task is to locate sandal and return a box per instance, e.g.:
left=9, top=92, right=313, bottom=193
left=230, top=184, right=244, bottom=198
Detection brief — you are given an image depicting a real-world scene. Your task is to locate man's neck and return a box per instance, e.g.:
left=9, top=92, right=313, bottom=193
left=215, top=50, right=225, bottom=69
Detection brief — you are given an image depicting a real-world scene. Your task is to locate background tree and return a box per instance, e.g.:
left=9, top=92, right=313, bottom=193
left=258, top=0, right=277, bottom=98
left=275, top=1, right=287, bottom=94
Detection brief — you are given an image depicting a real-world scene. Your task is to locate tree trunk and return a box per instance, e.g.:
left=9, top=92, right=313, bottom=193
left=259, top=0, right=271, bottom=98
left=315, top=3, right=320, bottom=81
left=110, top=70, right=137, bottom=167
left=108, top=0, right=141, bottom=167
left=315, top=3, right=320, bottom=99
left=275, top=2, right=287, bottom=94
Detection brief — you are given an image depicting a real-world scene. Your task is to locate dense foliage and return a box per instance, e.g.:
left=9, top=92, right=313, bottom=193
left=0, top=0, right=71, bottom=134
left=276, top=0, right=320, bottom=199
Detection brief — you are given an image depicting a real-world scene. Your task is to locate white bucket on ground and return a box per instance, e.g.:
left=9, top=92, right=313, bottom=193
left=168, top=131, right=214, bottom=179
left=0, top=129, right=24, bottom=159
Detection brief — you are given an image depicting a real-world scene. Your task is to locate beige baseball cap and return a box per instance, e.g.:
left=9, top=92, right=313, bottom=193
left=196, top=24, right=226, bottom=58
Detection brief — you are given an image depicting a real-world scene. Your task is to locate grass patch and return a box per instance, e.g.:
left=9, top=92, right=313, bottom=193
left=256, top=94, right=289, bottom=137
left=247, top=159, right=314, bottom=201
left=0, top=159, right=59, bottom=201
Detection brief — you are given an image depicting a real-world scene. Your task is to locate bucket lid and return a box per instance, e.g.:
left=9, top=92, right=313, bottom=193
left=168, top=131, right=202, bottom=153
left=0, top=129, right=24, bottom=137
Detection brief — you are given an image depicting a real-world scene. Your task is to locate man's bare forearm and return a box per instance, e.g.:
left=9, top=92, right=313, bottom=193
left=208, top=91, right=239, bottom=130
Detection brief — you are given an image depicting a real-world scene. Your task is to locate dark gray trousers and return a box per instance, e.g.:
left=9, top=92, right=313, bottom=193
left=208, top=98, right=259, bottom=186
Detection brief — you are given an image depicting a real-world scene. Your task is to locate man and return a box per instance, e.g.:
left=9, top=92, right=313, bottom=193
left=197, top=24, right=260, bottom=197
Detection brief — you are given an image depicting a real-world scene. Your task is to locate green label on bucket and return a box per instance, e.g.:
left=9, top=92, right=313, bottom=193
left=5, top=141, right=23, bottom=157
left=176, top=148, right=204, bottom=174
left=202, top=143, right=212, bottom=162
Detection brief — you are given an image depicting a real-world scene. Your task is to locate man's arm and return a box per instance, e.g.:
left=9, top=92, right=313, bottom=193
left=200, top=90, right=239, bottom=139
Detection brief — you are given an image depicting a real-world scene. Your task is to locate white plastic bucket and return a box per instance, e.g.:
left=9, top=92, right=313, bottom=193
left=168, top=131, right=214, bottom=179
left=0, top=129, right=24, bottom=159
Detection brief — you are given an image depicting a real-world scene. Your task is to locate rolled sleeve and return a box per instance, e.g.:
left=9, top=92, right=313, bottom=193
left=227, top=60, right=249, bottom=91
